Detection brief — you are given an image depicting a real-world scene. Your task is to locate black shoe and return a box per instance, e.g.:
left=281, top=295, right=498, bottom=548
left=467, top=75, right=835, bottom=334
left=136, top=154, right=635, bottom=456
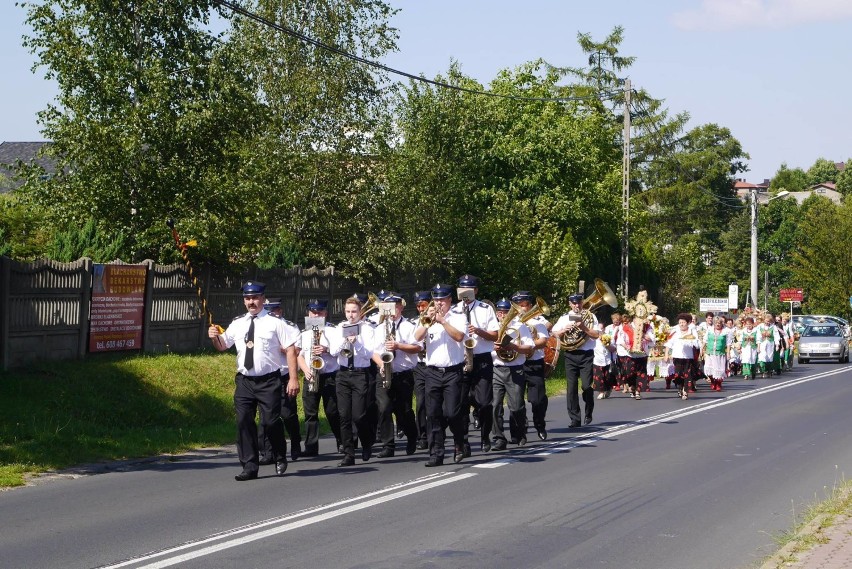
left=517, top=437, right=527, bottom=447
left=406, top=438, right=417, bottom=455
left=453, top=445, right=464, bottom=464
left=473, top=416, right=480, bottom=430
left=397, top=429, right=405, bottom=439
left=302, top=448, right=318, bottom=458
left=492, top=440, right=507, bottom=451
left=462, top=442, right=471, bottom=458
left=258, top=456, right=274, bottom=466
left=416, top=439, right=428, bottom=450
left=275, top=459, right=288, bottom=476
left=337, top=456, right=355, bottom=467
left=481, top=441, right=491, bottom=453
left=425, top=457, right=443, bottom=467
left=536, top=427, right=547, bottom=440
left=234, top=469, right=258, bottom=482
left=361, top=445, right=372, bottom=462
left=584, top=416, right=593, bottom=425
left=569, top=422, right=581, bottom=428
left=290, top=444, right=301, bottom=461
left=377, top=448, right=395, bottom=458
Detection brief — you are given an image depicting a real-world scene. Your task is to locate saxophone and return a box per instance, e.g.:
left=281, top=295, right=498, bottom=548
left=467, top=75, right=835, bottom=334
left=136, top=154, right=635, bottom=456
left=379, top=308, right=394, bottom=389
left=463, top=301, right=475, bottom=373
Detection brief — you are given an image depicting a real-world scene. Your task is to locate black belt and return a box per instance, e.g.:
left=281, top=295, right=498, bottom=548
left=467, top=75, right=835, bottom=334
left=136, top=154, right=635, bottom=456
left=427, top=363, right=464, bottom=373
left=238, top=371, right=281, bottom=380
left=341, top=365, right=369, bottom=372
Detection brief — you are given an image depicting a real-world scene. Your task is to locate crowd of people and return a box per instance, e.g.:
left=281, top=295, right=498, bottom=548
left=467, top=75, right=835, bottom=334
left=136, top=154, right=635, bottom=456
left=208, top=278, right=798, bottom=481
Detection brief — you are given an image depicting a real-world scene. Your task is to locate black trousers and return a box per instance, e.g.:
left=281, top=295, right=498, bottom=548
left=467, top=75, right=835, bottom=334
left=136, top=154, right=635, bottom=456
left=413, top=362, right=428, bottom=444
left=523, top=358, right=548, bottom=430
left=492, top=364, right=527, bottom=443
left=302, top=371, right=341, bottom=453
left=234, top=372, right=287, bottom=471
left=336, top=368, right=374, bottom=459
left=258, top=390, right=301, bottom=460
left=565, top=350, right=594, bottom=424
left=425, top=364, right=465, bottom=460
left=376, top=369, right=418, bottom=450
left=463, top=352, right=494, bottom=443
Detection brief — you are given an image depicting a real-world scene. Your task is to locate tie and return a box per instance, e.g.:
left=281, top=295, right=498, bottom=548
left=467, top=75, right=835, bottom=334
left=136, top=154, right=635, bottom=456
left=245, top=315, right=256, bottom=370
left=348, top=342, right=355, bottom=369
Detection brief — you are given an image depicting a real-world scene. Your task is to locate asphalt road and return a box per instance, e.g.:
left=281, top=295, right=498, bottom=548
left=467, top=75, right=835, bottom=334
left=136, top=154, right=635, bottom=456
left=3, top=363, right=852, bottom=569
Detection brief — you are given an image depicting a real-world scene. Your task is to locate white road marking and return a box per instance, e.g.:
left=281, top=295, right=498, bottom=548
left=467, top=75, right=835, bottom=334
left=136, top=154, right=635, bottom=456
left=473, top=458, right=519, bottom=468
left=530, top=366, right=850, bottom=456
left=98, top=366, right=849, bottom=568
left=97, top=471, right=469, bottom=569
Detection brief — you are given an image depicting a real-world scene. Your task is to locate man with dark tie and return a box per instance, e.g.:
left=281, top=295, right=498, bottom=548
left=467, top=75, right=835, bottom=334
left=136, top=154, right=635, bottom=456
left=209, top=282, right=300, bottom=481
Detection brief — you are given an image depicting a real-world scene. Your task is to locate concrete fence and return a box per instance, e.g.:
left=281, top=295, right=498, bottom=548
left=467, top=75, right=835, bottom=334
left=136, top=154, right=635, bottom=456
left=0, top=256, right=421, bottom=370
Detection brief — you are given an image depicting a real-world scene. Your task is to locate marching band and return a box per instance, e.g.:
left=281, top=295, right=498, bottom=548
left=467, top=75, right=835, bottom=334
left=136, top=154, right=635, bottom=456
left=213, top=277, right=801, bottom=481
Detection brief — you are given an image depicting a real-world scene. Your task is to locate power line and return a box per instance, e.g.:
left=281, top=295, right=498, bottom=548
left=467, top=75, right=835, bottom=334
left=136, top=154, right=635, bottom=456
left=216, top=0, right=619, bottom=104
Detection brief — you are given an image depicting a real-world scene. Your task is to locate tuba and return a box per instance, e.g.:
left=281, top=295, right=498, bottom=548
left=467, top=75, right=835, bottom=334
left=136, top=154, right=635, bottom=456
left=519, top=296, right=551, bottom=338
left=495, top=302, right=523, bottom=362
left=560, top=279, right=618, bottom=351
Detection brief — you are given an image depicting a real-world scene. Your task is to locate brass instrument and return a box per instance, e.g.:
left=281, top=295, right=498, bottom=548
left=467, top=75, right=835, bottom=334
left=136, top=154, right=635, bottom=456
left=303, top=316, right=326, bottom=393
left=462, top=299, right=476, bottom=373
left=358, top=292, right=379, bottom=321
left=419, top=300, right=436, bottom=327
left=495, top=302, right=522, bottom=362
left=560, top=279, right=617, bottom=351
left=379, top=303, right=395, bottom=388
left=519, top=296, right=551, bottom=340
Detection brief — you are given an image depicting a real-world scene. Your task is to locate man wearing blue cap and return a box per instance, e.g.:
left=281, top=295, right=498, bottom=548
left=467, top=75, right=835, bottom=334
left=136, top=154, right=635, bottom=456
left=454, top=274, right=499, bottom=454
left=411, top=291, right=432, bottom=450
left=414, top=283, right=468, bottom=466
left=296, top=299, right=342, bottom=457
left=258, top=298, right=303, bottom=463
left=209, top=281, right=300, bottom=481
left=513, top=291, right=551, bottom=440
left=371, top=293, right=420, bottom=457
left=552, top=293, right=600, bottom=427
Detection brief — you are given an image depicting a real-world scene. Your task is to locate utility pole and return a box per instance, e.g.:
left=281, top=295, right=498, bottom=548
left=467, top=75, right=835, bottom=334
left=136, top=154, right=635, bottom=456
left=620, top=79, right=631, bottom=301
left=750, top=187, right=758, bottom=309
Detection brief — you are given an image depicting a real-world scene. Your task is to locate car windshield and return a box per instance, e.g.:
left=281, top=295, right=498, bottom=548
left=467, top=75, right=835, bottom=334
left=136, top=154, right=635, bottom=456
left=803, top=326, right=842, bottom=337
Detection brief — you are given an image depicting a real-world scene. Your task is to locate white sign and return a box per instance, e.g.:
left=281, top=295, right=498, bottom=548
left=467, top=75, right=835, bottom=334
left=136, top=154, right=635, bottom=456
left=699, top=297, right=729, bottom=312
left=728, top=284, right=739, bottom=311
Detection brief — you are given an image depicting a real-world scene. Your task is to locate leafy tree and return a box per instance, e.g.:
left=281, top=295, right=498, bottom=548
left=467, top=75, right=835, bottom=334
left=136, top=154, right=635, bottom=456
left=45, top=219, right=128, bottom=262
left=806, top=157, right=840, bottom=186
left=0, top=192, right=49, bottom=259
left=789, top=195, right=852, bottom=319
left=21, top=0, right=265, bottom=263
left=835, top=159, right=852, bottom=195
left=769, top=163, right=808, bottom=192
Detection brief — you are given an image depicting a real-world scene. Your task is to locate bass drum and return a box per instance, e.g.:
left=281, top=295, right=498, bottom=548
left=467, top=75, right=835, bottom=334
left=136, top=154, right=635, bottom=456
left=543, top=335, right=561, bottom=378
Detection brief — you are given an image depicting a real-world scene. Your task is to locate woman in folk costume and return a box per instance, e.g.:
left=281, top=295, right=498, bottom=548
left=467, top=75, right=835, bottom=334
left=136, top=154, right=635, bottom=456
left=613, top=291, right=657, bottom=400
left=756, top=312, right=780, bottom=379
left=739, top=317, right=759, bottom=380
left=781, top=313, right=796, bottom=371
left=726, top=317, right=742, bottom=377
left=593, top=322, right=614, bottom=400
left=701, top=316, right=730, bottom=391
left=664, top=313, right=700, bottom=400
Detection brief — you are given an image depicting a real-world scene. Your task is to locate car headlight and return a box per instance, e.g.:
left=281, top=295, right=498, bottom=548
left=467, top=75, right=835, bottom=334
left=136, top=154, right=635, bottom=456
left=829, top=343, right=841, bottom=349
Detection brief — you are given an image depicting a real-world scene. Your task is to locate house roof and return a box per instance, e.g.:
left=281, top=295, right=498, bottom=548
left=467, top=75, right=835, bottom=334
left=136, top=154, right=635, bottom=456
left=0, top=141, right=57, bottom=192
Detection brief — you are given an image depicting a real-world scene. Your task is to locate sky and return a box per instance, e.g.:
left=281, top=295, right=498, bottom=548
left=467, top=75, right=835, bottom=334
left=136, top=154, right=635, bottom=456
left=1, top=0, right=850, bottom=182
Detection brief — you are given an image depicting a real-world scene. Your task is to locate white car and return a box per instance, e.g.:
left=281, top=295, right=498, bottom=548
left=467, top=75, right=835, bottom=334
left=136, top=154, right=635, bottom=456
left=797, top=323, right=850, bottom=364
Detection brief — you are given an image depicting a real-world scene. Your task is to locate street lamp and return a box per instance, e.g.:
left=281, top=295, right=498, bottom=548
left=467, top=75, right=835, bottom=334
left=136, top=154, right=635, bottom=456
left=750, top=189, right=790, bottom=308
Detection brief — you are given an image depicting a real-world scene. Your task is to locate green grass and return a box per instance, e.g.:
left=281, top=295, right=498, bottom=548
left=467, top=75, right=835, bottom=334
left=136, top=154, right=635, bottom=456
left=0, top=352, right=570, bottom=489
left=761, top=469, right=852, bottom=568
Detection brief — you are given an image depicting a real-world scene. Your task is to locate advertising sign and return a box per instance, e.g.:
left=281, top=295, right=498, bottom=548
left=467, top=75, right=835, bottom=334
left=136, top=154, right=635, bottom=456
left=89, top=264, right=147, bottom=352
left=779, top=288, right=804, bottom=302
left=699, top=297, right=729, bottom=313
left=727, top=284, right=739, bottom=311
